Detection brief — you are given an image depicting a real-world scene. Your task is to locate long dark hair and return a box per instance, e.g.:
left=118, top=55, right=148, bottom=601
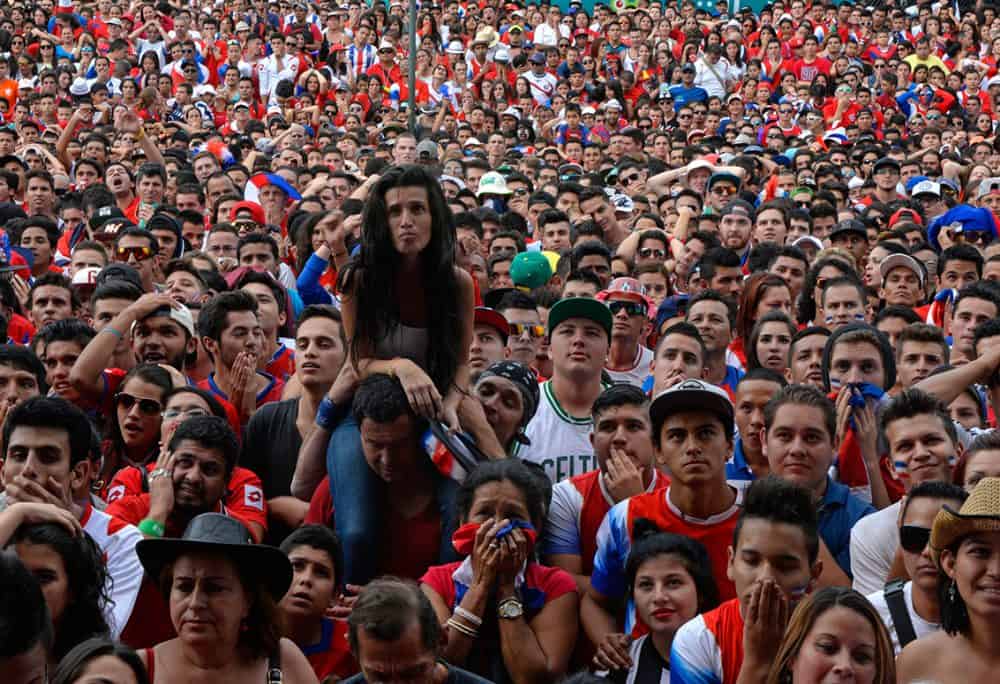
left=796, top=256, right=853, bottom=325
left=12, top=524, right=111, bottom=661
left=747, top=311, right=797, bottom=371
left=339, top=164, right=461, bottom=394
left=105, top=363, right=172, bottom=464
left=51, top=637, right=149, bottom=684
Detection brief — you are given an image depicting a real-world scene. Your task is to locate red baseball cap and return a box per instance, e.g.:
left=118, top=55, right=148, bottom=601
left=229, top=201, right=266, bottom=225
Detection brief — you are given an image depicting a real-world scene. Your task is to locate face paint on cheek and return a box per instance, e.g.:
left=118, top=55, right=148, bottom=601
left=829, top=376, right=843, bottom=390
left=787, top=584, right=810, bottom=602
left=854, top=312, right=866, bottom=320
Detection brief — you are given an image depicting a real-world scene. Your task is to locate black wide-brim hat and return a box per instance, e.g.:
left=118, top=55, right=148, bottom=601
left=136, top=513, right=292, bottom=600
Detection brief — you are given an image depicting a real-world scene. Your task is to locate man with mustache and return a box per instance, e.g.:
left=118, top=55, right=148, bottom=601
left=105, top=415, right=265, bottom=541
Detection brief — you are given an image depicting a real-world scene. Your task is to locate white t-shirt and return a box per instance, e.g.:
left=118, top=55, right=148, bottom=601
left=850, top=501, right=899, bottom=595
left=533, top=22, right=569, bottom=47
left=866, top=581, right=940, bottom=654
left=520, top=380, right=600, bottom=482
left=523, top=70, right=558, bottom=105
left=606, top=345, right=655, bottom=388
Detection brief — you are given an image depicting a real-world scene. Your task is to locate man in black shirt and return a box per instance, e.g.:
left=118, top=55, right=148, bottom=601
left=242, top=305, right=345, bottom=541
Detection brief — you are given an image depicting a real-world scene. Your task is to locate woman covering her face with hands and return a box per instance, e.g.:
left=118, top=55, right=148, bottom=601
left=421, top=459, right=578, bottom=684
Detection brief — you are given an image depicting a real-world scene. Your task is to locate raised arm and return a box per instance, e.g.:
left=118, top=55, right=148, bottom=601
left=915, top=345, right=1000, bottom=405
left=70, top=293, right=176, bottom=398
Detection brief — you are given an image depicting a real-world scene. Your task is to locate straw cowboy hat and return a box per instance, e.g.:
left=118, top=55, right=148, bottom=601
left=472, top=27, right=499, bottom=48
left=930, top=477, right=1000, bottom=565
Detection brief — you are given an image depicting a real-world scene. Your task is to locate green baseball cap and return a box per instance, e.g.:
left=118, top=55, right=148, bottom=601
left=510, top=251, right=553, bottom=290
left=547, top=297, right=613, bottom=340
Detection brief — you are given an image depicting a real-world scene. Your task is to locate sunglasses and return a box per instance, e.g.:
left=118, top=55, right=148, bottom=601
left=639, top=247, right=666, bottom=259
left=115, top=245, right=154, bottom=262
left=711, top=186, right=737, bottom=196
left=512, top=188, right=529, bottom=196
left=235, top=220, right=261, bottom=233
left=509, top=323, right=546, bottom=338
left=115, top=392, right=162, bottom=416
left=608, top=300, right=646, bottom=317
left=959, top=230, right=993, bottom=245
left=621, top=173, right=641, bottom=184
left=899, top=525, right=931, bottom=554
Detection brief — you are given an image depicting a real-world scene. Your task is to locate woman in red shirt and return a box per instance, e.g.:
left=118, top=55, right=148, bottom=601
left=422, top=459, right=578, bottom=684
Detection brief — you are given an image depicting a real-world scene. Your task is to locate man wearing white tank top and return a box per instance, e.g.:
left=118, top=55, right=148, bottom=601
left=520, top=298, right=612, bottom=483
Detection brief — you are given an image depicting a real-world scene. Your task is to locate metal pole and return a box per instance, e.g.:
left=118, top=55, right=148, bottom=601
left=407, top=0, right=417, bottom=131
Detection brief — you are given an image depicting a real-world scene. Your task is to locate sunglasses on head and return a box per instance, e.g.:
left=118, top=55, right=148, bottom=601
left=608, top=300, right=646, bottom=317
left=115, top=392, right=162, bottom=416
left=509, top=323, right=546, bottom=338
left=115, top=245, right=154, bottom=262
left=899, top=525, right=931, bottom=554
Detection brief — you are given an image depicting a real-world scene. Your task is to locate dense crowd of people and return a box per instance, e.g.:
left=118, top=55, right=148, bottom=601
left=2, top=0, right=1000, bottom=683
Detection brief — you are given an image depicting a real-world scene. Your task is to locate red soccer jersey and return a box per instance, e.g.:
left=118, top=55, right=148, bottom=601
left=303, top=618, right=357, bottom=682
left=197, top=371, right=285, bottom=410
left=105, top=465, right=268, bottom=542
left=306, top=475, right=443, bottom=580
left=266, top=343, right=296, bottom=383
left=626, top=490, right=738, bottom=602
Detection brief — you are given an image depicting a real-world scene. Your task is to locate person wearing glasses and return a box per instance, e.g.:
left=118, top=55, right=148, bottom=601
left=602, top=278, right=654, bottom=388
left=111, top=228, right=159, bottom=293
left=864, top=481, right=966, bottom=653
left=105, top=386, right=267, bottom=544
left=705, top=173, right=742, bottom=215
left=494, top=290, right=546, bottom=372
left=849, top=389, right=962, bottom=597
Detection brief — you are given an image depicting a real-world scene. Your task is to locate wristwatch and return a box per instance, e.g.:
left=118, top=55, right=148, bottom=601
left=497, top=598, right=523, bottom=620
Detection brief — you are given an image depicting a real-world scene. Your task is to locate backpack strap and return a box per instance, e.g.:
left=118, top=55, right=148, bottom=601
left=266, top=646, right=283, bottom=684
left=884, top=579, right=917, bottom=648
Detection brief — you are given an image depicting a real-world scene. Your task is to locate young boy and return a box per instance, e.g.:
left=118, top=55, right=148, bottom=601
left=670, top=477, right=822, bottom=684
left=279, top=525, right=356, bottom=682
